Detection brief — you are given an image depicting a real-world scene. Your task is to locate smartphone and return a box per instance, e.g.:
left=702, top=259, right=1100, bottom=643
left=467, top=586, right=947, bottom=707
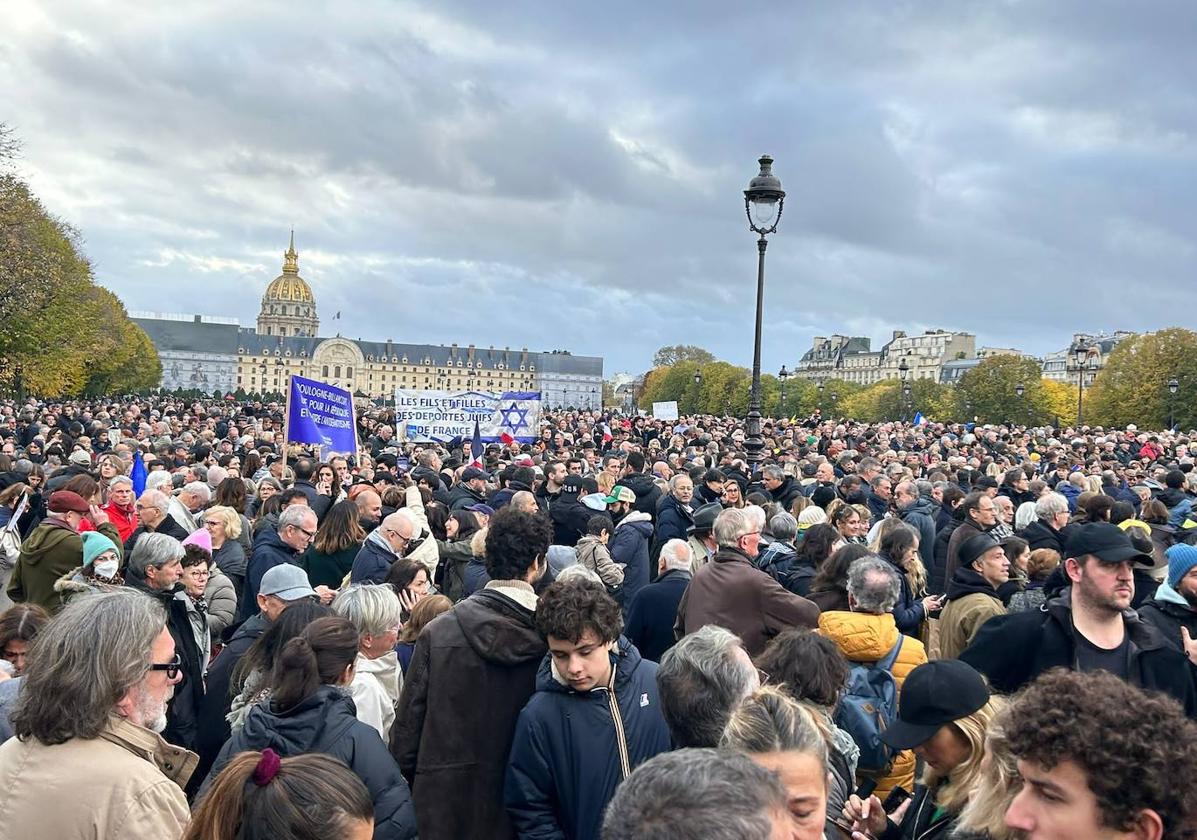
left=882, top=785, right=912, bottom=813
left=828, top=816, right=874, bottom=840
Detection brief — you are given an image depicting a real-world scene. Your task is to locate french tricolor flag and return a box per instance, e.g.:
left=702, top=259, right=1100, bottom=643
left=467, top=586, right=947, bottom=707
left=470, top=419, right=485, bottom=468
left=601, top=423, right=613, bottom=444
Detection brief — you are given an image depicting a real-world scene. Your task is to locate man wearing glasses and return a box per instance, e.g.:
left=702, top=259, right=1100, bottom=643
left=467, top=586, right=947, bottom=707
left=124, top=533, right=204, bottom=757
left=237, top=505, right=318, bottom=623
left=0, top=589, right=196, bottom=838
left=351, top=511, right=415, bottom=585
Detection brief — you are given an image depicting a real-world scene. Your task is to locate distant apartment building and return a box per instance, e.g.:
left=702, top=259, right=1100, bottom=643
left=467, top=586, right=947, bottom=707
left=1041, top=331, right=1136, bottom=385
left=794, top=330, right=976, bottom=386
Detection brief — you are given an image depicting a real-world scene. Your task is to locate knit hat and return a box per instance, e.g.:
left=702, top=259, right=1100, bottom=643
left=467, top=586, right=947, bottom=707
left=811, top=484, right=837, bottom=510
left=68, top=449, right=92, bottom=467
left=81, top=531, right=120, bottom=567
left=797, top=506, right=828, bottom=527
left=1166, top=543, right=1197, bottom=587
left=182, top=528, right=213, bottom=553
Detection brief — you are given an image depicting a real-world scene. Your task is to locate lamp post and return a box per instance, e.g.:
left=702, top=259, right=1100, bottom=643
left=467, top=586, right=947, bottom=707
left=898, top=356, right=910, bottom=420
left=1015, top=382, right=1027, bottom=426
left=1068, top=341, right=1096, bottom=427
left=817, top=380, right=825, bottom=412
left=778, top=365, right=790, bottom=416
left=830, top=391, right=838, bottom=415
left=1169, top=376, right=1179, bottom=430
left=743, top=154, right=785, bottom=470
left=964, top=399, right=972, bottom=422
left=692, top=370, right=703, bottom=415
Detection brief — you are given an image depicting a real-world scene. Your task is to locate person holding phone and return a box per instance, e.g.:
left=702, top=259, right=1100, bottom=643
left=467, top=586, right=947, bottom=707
left=843, top=661, right=1002, bottom=840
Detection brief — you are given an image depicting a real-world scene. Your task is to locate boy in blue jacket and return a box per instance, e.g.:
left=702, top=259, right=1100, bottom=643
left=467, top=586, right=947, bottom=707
left=504, top=577, right=671, bottom=840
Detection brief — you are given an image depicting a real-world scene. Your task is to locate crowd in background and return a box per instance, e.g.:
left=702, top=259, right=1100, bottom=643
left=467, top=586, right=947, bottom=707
left=0, top=395, right=1195, bottom=840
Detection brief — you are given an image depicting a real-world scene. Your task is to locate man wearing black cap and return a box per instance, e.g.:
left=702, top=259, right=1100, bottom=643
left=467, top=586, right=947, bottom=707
left=686, top=502, right=721, bottom=574
left=961, top=522, right=1197, bottom=717
left=938, top=532, right=1009, bottom=660
left=448, top=466, right=490, bottom=511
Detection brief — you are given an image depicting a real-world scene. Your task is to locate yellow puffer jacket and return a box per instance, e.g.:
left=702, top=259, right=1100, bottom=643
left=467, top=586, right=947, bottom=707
left=818, top=610, right=929, bottom=800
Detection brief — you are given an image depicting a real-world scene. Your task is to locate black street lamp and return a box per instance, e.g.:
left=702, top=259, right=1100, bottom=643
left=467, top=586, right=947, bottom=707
left=743, top=154, right=785, bottom=469
left=1015, top=382, right=1025, bottom=398
left=778, top=365, right=790, bottom=415
left=817, top=380, right=825, bottom=411
left=1068, top=341, right=1097, bottom=426
left=694, top=371, right=703, bottom=386
left=964, top=399, right=973, bottom=421
left=1169, top=376, right=1179, bottom=430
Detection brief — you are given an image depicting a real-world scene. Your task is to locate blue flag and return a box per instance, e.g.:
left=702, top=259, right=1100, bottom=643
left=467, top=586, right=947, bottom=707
left=131, top=450, right=147, bottom=497
left=913, top=411, right=928, bottom=427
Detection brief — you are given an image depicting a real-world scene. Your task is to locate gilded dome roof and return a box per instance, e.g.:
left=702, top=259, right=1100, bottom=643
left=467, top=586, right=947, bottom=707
left=263, top=233, right=315, bottom=304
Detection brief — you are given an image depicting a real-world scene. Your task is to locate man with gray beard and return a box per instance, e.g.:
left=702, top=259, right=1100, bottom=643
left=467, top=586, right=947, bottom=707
left=0, top=589, right=194, bottom=839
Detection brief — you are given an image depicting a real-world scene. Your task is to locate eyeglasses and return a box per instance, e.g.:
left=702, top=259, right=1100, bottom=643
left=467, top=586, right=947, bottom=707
left=149, top=653, right=182, bottom=680
left=203, top=520, right=222, bottom=527
left=290, top=525, right=316, bottom=539
left=383, top=528, right=411, bottom=545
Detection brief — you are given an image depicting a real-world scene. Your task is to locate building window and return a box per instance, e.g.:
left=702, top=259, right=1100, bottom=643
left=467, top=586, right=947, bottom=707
left=346, top=366, right=353, bottom=378
left=322, top=365, right=329, bottom=377
left=334, top=365, right=341, bottom=378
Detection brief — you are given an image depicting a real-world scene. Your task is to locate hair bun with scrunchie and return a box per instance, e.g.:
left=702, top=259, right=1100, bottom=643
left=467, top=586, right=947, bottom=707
left=252, top=748, right=282, bottom=786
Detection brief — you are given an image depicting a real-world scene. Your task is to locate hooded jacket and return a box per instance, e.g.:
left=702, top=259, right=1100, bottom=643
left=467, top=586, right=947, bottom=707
left=203, top=566, right=237, bottom=639
left=52, top=565, right=124, bottom=607
left=609, top=511, right=653, bottom=607
left=447, top=482, right=487, bottom=512
left=391, top=587, right=545, bottom=840
left=206, top=685, right=417, bottom=840
left=937, top=567, right=1006, bottom=660
left=1157, top=487, right=1194, bottom=528
left=1137, top=581, right=1197, bottom=654
left=960, top=591, right=1197, bottom=718
left=817, top=610, right=927, bottom=801
left=8, top=518, right=124, bottom=613
left=899, top=495, right=938, bottom=569
left=575, top=535, right=624, bottom=591
left=652, top=493, right=693, bottom=559
left=549, top=493, right=592, bottom=548
left=677, top=546, right=821, bottom=657
left=619, top=472, right=662, bottom=521
left=504, top=638, right=671, bottom=840
left=194, top=612, right=269, bottom=784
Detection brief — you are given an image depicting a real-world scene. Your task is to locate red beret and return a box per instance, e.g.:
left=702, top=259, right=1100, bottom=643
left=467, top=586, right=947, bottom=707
left=48, top=490, right=90, bottom=514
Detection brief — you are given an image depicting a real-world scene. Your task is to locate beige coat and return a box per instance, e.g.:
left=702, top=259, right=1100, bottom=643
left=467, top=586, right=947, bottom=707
left=0, top=715, right=195, bottom=840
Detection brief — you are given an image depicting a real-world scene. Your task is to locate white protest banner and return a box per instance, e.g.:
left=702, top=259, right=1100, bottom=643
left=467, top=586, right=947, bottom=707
left=395, top=389, right=541, bottom=443
left=652, top=401, right=679, bottom=421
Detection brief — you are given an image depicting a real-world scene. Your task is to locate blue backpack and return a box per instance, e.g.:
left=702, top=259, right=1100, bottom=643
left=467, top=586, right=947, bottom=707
left=834, top=636, right=904, bottom=774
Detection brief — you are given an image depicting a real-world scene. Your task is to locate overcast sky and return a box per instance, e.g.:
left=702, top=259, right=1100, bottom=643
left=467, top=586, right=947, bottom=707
left=4, top=1, right=1194, bottom=376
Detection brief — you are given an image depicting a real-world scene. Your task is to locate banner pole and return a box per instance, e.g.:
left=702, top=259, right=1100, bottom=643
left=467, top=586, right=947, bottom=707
left=282, top=372, right=292, bottom=483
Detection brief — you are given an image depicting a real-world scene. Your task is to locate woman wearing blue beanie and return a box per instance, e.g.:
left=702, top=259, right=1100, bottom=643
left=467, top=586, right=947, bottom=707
left=51, top=531, right=124, bottom=607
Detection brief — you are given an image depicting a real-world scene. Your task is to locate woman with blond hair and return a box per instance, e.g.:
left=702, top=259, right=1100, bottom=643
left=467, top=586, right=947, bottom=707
left=953, top=710, right=1022, bottom=840
left=203, top=505, right=248, bottom=599
left=720, top=685, right=829, bottom=840
left=844, top=660, right=1004, bottom=840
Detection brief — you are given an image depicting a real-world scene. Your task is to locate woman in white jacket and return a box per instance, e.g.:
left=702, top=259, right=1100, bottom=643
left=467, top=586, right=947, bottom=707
left=331, top=583, right=403, bottom=742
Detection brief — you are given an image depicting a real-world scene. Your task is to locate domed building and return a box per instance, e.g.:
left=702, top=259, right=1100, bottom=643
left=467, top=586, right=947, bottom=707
left=256, top=231, right=319, bottom=338
left=132, top=233, right=604, bottom=407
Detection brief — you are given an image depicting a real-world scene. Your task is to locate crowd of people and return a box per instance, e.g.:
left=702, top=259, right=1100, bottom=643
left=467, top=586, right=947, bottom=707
left=0, top=394, right=1195, bottom=839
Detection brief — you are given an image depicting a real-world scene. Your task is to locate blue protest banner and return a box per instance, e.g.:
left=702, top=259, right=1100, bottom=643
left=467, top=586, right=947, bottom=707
left=286, top=375, right=358, bottom=455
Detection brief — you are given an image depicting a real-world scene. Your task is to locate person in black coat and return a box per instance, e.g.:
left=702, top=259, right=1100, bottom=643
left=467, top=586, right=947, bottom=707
left=625, top=539, right=693, bottom=663
left=549, top=475, right=591, bottom=548
left=619, top=452, right=662, bottom=522
left=761, top=466, right=802, bottom=512
left=1137, top=544, right=1197, bottom=655
left=203, top=616, right=418, bottom=840
left=238, top=506, right=316, bottom=621
left=960, top=525, right=1197, bottom=718
left=124, top=534, right=205, bottom=756
left=289, top=457, right=333, bottom=521
left=652, top=477, right=694, bottom=560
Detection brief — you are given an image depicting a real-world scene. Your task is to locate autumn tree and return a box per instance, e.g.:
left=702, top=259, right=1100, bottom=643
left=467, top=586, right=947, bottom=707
left=652, top=345, right=716, bottom=367
left=956, top=356, right=1052, bottom=425
left=0, top=130, right=160, bottom=397
left=1086, top=328, right=1197, bottom=430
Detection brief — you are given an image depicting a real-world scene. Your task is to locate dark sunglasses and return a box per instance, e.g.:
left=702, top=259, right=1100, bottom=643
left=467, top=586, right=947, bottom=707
left=149, top=653, right=182, bottom=680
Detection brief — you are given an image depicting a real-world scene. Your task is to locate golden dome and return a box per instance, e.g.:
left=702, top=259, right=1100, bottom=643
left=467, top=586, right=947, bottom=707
left=263, top=232, right=315, bottom=304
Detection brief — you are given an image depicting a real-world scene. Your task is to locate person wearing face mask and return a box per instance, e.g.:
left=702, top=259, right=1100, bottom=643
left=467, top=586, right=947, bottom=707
left=504, top=578, right=670, bottom=840
left=52, top=530, right=125, bottom=606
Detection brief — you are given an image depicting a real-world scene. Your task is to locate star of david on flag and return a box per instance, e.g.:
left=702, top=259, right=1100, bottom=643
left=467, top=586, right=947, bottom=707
left=489, top=391, right=541, bottom=444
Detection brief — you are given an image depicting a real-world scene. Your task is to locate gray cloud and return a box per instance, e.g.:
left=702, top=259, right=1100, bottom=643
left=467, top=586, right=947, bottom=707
left=3, top=0, right=1194, bottom=376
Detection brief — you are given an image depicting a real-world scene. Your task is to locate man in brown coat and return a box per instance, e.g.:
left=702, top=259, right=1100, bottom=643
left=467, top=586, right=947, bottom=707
left=675, top=508, right=819, bottom=656
left=391, top=507, right=550, bottom=840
